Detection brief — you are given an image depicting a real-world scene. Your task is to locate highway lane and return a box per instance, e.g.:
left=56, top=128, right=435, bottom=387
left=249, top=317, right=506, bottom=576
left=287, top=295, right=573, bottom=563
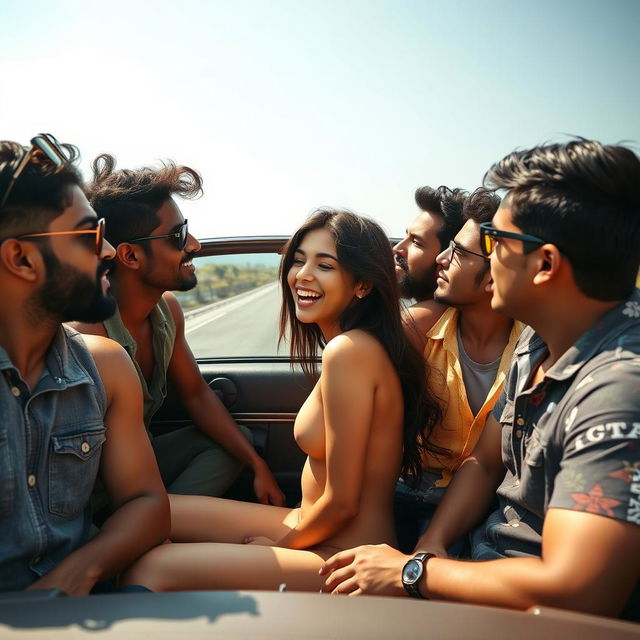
left=184, top=281, right=286, bottom=358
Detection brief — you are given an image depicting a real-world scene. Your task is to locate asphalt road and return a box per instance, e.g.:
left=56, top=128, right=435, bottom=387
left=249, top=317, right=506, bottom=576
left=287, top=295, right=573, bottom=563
left=184, top=281, right=285, bottom=358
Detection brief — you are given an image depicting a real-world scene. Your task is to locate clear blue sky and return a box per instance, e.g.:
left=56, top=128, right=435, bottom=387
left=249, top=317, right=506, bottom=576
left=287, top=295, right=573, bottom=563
left=1, top=0, right=638, bottom=237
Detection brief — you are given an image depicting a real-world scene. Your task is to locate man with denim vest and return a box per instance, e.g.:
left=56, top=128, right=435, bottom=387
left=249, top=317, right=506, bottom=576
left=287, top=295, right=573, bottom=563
left=321, top=139, right=640, bottom=620
left=0, top=136, right=169, bottom=594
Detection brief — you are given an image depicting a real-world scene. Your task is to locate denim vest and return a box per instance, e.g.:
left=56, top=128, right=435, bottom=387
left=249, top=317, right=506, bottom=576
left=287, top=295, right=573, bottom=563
left=0, top=325, right=106, bottom=590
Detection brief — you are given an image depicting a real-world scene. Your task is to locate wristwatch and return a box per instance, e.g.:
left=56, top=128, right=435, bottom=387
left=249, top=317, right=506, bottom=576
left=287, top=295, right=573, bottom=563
left=401, top=552, right=435, bottom=599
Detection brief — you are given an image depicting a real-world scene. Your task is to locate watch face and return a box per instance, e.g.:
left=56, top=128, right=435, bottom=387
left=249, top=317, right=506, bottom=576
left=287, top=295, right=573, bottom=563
left=402, top=559, right=422, bottom=585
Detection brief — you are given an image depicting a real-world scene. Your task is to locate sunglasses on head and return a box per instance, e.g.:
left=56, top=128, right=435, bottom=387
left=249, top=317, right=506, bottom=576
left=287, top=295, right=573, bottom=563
left=0, top=133, right=69, bottom=210
left=15, top=218, right=107, bottom=256
left=479, top=222, right=546, bottom=257
left=128, top=219, right=190, bottom=251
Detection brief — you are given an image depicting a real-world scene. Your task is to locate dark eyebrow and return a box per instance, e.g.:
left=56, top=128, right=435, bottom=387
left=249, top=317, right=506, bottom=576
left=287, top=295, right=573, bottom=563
left=74, top=216, right=99, bottom=229
left=294, top=248, right=338, bottom=261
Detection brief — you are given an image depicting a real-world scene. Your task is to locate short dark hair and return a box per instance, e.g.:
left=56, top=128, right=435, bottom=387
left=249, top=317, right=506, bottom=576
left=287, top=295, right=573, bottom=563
left=279, top=208, right=444, bottom=483
left=0, top=139, right=82, bottom=239
left=484, top=139, right=640, bottom=301
left=85, top=153, right=203, bottom=253
left=414, top=185, right=467, bottom=250
left=463, top=187, right=501, bottom=225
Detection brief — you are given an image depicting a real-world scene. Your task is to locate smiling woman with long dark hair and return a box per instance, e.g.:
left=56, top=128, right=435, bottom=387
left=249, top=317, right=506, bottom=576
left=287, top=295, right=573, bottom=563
left=123, top=208, right=441, bottom=592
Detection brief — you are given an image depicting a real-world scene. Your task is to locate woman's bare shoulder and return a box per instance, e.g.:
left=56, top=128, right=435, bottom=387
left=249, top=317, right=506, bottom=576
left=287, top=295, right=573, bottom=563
left=322, top=330, right=387, bottom=366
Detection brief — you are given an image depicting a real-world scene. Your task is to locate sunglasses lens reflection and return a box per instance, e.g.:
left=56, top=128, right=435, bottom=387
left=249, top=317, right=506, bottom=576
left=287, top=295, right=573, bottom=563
left=97, top=219, right=105, bottom=254
left=179, top=223, right=188, bottom=250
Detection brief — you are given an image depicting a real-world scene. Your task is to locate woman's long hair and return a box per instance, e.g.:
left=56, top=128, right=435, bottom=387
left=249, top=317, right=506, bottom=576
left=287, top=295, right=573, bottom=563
left=279, top=208, right=443, bottom=484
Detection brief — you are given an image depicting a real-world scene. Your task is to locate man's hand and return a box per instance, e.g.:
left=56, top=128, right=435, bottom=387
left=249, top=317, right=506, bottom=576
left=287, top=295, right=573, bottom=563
left=25, top=551, right=101, bottom=596
left=253, top=461, right=285, bottom=506
left=319, top=544, right=409, bottom=596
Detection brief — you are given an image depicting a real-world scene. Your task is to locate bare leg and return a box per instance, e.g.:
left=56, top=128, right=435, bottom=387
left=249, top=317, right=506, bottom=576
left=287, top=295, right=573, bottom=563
left=169, top=494, right=299, bottom=543
left=123, top=542, right=329, bottom=592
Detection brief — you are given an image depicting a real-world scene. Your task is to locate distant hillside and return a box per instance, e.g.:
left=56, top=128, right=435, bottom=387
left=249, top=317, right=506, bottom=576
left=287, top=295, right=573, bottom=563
left=176, top=260, right=278, bottom=310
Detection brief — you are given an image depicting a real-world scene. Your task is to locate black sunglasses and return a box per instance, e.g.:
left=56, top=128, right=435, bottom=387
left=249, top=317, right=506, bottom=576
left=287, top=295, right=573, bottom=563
left=16, top=218, right=107, bottom=256
left=479, top=222, right=546, bottom=257
left=448, top=239, right=489, bottom=263
left=0, top=134, right=69, bottom=210
left=129, top=219, right=189, bottom=251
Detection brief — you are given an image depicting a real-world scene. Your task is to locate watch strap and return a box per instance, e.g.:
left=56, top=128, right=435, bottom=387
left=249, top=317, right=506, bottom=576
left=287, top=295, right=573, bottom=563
left=402, top=552, right=435, bottom=599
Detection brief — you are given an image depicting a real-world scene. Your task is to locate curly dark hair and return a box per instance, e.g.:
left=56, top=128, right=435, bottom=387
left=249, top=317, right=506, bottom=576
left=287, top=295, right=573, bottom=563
left=279, top=208, right=444, bottom=484
left=414, top=185, right=468, bottom=251
left=463, top=187, right=501, bottom=225
left=484, top=139, right=640, bottom=300
left=85, top=153, right=202, bottom=265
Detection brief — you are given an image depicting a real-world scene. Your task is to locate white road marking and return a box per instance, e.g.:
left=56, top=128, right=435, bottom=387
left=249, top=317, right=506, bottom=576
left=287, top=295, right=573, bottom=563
left=184, top=282, right=278, bottom=336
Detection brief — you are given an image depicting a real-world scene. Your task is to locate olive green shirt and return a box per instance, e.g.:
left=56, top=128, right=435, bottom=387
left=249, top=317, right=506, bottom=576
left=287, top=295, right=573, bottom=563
left=103, top=297, right=177, bottom=429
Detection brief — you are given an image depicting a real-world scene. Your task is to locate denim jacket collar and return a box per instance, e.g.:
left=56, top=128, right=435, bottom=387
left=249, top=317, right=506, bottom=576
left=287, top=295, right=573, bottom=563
left=0, top=326, right=94, bottom=393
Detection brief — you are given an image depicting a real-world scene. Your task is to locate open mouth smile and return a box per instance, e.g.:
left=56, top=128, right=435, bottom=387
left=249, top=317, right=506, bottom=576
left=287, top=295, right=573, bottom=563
left=295, top=287, right=323, bottom=307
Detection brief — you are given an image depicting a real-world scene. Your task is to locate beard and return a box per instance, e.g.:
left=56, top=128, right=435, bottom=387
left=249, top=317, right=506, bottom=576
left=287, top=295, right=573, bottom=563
left=397, top=263, right=438, bottom=301
left=173, top=251, right=199, bottom=292
left=36, top=249, right=117, bottom=323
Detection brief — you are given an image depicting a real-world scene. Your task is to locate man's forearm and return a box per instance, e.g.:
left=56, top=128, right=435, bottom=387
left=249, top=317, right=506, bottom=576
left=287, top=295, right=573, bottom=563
left=31, top=492, right=169, bottom=595
left=416, top=456, right=504, bottom=552
left=93, top=491, right=170, bottom=577
left=421, top=555, right=626, bottom=617
left=186, top=392, right=262, bottom=469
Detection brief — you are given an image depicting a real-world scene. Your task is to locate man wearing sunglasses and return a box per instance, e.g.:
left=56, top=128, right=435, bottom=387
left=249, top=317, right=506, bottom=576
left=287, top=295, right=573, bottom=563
left=0, top=137, right=169, bottom=594
left=394, top=187, right=524, bottom=554
left=392, top=185, right=468, bottom=348
left=74, top=154, right=284, bottom=507
left=321, top=139, right=640, bottom=620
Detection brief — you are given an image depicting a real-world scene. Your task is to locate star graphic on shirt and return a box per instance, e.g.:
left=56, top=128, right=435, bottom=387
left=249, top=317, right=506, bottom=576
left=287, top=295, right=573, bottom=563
left=570, top=484, right=621, bottom=516
left=563, top=469, right=586, bottom=492
left=609, top=461, right=640, bottom=484
left=622, top=301, right=640, bottom=318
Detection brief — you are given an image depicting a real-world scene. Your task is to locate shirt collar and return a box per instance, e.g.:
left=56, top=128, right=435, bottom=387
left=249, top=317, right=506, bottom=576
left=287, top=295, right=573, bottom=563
left=528, top=289, right=640, bottom=382
left=0, top=325, right=93, bottom=389
left=427, top=307, right=459, bottom=342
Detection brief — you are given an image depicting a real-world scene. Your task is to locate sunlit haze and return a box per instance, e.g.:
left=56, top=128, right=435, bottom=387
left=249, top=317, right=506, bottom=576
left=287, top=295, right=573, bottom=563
left=2, top=0, right=638, bottom=238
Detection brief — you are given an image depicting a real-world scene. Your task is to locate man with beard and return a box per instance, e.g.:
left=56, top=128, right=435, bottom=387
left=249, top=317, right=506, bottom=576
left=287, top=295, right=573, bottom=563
left=321, top=139, right=640, bottom=621
left=0, top=135, right=169, bottom=594
left=394, top=188, right=524, bottom=552
left=74, top=154, right=284, bottom=505
left=392, top=185, right=468, bottom=350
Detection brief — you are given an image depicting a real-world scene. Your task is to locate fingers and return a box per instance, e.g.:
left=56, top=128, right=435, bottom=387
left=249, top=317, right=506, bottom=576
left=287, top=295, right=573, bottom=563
left=319, top=548, right=357, bottom=576
left=323, top=565, right=357, bottom=593
left=331, top=576, right=361, bottom=595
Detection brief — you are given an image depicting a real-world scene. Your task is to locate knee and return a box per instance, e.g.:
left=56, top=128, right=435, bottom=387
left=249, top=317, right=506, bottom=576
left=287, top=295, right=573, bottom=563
left=121, top=548, right=167, bottom=592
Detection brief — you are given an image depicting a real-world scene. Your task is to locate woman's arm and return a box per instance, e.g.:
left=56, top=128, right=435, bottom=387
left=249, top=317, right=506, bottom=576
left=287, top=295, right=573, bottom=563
left=276, top=332, right=379, bottom=549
